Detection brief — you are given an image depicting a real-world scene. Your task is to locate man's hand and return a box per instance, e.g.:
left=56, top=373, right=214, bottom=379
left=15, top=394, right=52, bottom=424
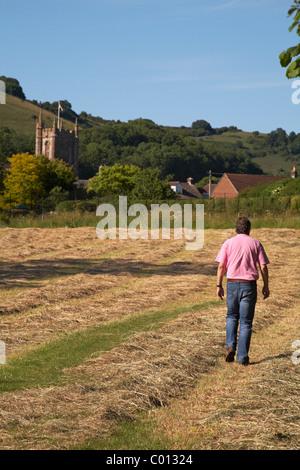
left=260, top=265, right=270, bottom=300
left=262, top=285, right=270, bottom=299
left=217, top=286, right=224, bottom=300
left=217, top=263, right=226, bottom=300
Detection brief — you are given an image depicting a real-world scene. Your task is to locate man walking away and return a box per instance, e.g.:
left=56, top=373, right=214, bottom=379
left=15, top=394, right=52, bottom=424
left=215, top=217, right=270, bottom=366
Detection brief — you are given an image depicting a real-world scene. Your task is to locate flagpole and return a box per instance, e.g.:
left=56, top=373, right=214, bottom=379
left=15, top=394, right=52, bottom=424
left=58, top=102, right=60, bottom=129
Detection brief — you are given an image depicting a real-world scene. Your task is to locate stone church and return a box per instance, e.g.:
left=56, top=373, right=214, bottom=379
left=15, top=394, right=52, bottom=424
left=35, top=110, right=79, bottom=176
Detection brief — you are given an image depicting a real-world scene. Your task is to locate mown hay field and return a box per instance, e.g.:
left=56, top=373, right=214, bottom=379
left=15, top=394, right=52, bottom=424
left=0, top=226, right=299, bottom=450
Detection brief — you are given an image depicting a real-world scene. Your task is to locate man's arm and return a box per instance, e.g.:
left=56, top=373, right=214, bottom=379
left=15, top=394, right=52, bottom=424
left=260, top=264, right=270, bottom=299
left=217, top=263, right=226, bottom=300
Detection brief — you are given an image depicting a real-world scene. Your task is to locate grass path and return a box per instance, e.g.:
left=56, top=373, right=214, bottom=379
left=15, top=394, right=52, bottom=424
left=0, top=300, right=218, bottom=393
left=77, top=299, right=300, bottom=451
left=151, top=300, right=300, bottom=450
left=0, top=227, right=298, bottom=450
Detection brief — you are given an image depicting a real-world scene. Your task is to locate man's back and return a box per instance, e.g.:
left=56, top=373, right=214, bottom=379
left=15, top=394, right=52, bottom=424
left=215, top=217, right=270, bottom=365
left=215, top=233, right=269, bottom=281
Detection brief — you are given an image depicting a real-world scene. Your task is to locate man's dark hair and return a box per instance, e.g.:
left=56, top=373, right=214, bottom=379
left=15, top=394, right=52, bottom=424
left=236, top=217, right=251, bottom=234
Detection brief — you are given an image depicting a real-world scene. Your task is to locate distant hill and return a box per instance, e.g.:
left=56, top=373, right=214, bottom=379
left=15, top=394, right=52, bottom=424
left=0, top=90, right=112, bottom=135
left=0, top=94, right=77, bottom=134
left=195, top=130, right=300, bottom=177
left=0, top=77, right=299, bottom=179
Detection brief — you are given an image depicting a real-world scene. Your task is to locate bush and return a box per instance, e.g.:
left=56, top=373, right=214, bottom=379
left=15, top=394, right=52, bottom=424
left=55, top=200, right=76, bottom=212
left=76, top=200, right=98, bottom=212
left=0, top=212, right=10, bottom=226
left=291, top=195, right=300, bottom=211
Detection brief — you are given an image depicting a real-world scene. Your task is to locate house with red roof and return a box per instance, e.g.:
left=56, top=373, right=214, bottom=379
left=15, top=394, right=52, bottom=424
left=211, top=173, right=286, bottom=199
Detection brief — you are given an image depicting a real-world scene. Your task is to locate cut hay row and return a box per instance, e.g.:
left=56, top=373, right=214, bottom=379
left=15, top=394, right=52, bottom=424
left=0, top=228, right=223, bottom=355
left=0, top=294, right=297, bottom=450
left=153, top=303, right=300, bottom=450
left=0, top=304, right=228, bottom=449
left=0, top=227, right=299, bottom=449
left=0, top=226, right=298, bottom=364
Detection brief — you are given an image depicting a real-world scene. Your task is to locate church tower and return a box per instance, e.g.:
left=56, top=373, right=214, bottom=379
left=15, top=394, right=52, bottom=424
left=35, top=110, right=79, bottom=176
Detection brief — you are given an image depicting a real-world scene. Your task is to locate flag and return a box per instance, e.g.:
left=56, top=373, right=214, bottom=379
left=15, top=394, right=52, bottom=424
left=58, top=102, right=63, bottom=111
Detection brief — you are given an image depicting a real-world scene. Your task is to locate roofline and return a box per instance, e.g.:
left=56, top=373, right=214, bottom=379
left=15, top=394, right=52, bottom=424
left=211, top=172, right=286, bottom=197
left=226, top=174, right=239, bottom=194
left=211, top=173, right=239, bottom=197
left=223, top=172, right=285, bottom=179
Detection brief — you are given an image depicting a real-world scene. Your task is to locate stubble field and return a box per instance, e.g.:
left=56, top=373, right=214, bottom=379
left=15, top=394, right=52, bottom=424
left=0, top=226, right=299, bottom=450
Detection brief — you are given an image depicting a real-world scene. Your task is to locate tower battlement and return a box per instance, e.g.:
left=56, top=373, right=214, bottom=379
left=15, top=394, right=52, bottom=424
left=35, top=110, right=79, bottom=176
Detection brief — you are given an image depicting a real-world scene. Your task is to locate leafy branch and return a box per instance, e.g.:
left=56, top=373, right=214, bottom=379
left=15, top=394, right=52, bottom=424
left=279, top=1, right=300, bottom=78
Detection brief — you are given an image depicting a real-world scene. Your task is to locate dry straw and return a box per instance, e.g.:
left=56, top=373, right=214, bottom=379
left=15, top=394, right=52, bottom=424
left=0, top=227, right=298, bottom=449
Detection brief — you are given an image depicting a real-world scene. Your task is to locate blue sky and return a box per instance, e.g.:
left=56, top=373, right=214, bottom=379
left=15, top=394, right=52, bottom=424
left=1, top=0, right=300, bottom=133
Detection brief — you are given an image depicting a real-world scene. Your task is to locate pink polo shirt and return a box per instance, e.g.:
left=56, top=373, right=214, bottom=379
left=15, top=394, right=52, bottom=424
left=215, top=234, right=270, bottom=281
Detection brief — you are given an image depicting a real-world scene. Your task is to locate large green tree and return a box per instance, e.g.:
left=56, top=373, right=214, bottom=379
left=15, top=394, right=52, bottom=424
left=131, top=168, right=175, bottom=201
left=88, top=164, right=140, bottom=197
left=36, top=155, right=76, bottom=192
left=0, top=127, right=35, bottom=164
left=279, top=1, right=300, bottom=78
left=1, top=153, right=46, bottom=209
left=0, top=76, right=26, bottom=100
left=0, top=153, right=76, bottom=210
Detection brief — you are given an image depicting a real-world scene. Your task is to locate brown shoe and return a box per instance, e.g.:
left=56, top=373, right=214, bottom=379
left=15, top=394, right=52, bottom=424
left=225, top=346, right=235, bottom=362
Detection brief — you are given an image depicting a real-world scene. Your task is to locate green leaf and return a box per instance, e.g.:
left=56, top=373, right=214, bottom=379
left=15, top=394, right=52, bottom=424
left=289, top=20, right=298, bottom=32
left=287, top=44, right=300, bottom=57
left=288, top=7, right=298, bottom=17
left=286, top=57, right=300, bottom=78
left=279, top=51, right=292, bottom=67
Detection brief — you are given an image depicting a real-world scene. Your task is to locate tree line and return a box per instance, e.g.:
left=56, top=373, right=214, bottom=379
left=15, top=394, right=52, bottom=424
left=0, top=73, right=295, bottom=184
left=4, top=118, right=300, bottom=191
left=77, top=118, right=262, bottom=181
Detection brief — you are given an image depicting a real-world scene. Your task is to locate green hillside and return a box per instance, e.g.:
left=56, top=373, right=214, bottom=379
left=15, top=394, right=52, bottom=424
left=239, top=176, right=300, bottom=197
left=0, top=94, right=76, bottom=134
left=198, top=131, right=300, bottom=176
left=0, top=78, right=299, bottom=179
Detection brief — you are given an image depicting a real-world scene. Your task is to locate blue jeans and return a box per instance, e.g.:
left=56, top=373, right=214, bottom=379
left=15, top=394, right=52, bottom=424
left=226, top=281, right=257, bottom=362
